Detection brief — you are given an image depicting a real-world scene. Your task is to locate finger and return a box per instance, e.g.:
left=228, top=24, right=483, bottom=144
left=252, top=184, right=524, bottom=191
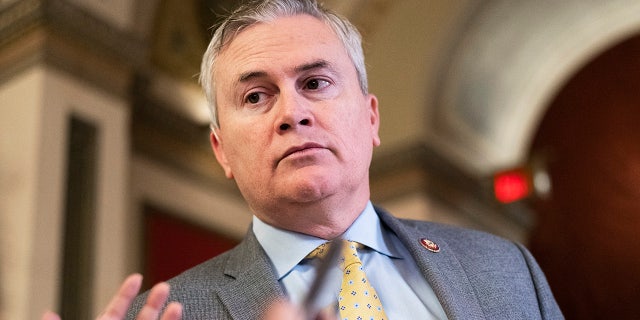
left=263, top=301, right=304, bottom=320
left=41, top=311, right=61, bottom=320
left=98, top=273, right=143, bottom=320
left=316, top=307, right=338, bottom=320
left=135, top=282, right=171, bottom=320
left=159, top=302, right=183, bottom=320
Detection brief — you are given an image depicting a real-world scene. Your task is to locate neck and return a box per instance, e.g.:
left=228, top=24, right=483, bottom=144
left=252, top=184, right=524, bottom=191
left=254, top=194, right=369, bottom=240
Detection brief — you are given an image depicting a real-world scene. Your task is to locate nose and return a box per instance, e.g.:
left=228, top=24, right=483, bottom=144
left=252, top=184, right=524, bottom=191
left=275, top=91, right=312, bottom=133
left=278, top=118, right=310, bottom=131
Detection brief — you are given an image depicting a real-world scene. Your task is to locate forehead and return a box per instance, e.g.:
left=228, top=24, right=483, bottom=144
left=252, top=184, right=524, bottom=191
left=214, top=14, right=351, bottom=83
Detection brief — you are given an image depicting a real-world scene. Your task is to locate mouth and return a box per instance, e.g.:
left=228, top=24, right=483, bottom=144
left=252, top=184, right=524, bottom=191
left=278, top=142, right=326, bottom=164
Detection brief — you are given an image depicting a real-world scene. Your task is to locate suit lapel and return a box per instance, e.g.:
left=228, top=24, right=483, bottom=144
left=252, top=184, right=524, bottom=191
left=215, top=209, right=487, bottom=319
left=376, top=207, right=485, bottom=320
left=216, top=229, right=286, bottom=320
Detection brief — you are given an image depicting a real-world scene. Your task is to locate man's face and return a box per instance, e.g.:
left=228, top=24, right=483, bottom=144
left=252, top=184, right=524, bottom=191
left=210, top=14, right=380, bottom=224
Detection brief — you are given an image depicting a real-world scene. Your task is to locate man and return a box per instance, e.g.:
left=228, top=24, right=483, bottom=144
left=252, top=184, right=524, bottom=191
left=44, top=0, right=563, bottom=319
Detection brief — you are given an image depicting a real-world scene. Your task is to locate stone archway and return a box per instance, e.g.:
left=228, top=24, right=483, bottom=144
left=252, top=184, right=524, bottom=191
left=433, top=0, right=640, bottom=174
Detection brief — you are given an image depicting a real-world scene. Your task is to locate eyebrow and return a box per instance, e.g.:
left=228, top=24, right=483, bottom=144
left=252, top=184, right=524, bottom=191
left=238, top=70, right=267, bottom=83
left=295, top=59, right=330, bottom=73
left=237, top=59, right=332, bottom=83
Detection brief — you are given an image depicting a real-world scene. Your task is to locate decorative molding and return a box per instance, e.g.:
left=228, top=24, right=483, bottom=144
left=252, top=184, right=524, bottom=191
left=0, top=0, right=146, bottom=96
left=130, top=75, right=242, bottom=199
left=0, top=0, right=235, bottom=192
left=370, top=142, right=533, bottom=237
left=0, top=0, right=42, bottom=49
left=150, top=0, right=206, bottom=81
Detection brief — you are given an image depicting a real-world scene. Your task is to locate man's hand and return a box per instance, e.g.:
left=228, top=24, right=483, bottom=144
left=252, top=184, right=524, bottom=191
left=41, top=274, right=182, bottom=320
left=263, top=301, right=337, bottom=320
left=41, top=274, right=335, bottom=320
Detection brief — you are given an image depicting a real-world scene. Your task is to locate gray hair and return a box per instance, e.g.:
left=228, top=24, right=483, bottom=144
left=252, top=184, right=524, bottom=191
left=199, top=0, right=368, bottom=129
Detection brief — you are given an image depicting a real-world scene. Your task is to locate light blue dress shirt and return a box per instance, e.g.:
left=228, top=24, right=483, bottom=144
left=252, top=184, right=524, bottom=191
left=253, top=201, right=447, bottom=320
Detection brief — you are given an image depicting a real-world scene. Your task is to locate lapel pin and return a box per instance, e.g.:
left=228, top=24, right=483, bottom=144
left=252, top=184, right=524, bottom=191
left=420, top=238, right=440, bottom=253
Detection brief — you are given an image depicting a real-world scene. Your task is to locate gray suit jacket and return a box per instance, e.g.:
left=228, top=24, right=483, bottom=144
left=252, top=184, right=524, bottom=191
left=127, top=207, right=563, bottom=319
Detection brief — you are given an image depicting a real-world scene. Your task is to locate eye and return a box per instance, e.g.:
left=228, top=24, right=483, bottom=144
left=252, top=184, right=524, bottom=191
left=304, top=78, right=330, bottom=90
left=244, top=92, right=264, bottom=104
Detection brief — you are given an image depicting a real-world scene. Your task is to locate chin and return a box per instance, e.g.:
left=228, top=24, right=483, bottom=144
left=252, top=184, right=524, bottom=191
left=291, top=184, right=330, bottom=202
left=287, top=176, right=336, bottom=203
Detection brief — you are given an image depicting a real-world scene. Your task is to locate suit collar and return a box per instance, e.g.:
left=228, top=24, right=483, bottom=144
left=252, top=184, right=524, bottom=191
left=217, top=227, right=286, bottom=320
left=375, top=206, right=485, bottom=319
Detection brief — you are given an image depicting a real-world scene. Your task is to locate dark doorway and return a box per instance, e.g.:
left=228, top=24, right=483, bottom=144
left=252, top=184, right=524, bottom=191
left=143, top=205, right=239, bottom=290
left=529, top=33, right=640, bottom=319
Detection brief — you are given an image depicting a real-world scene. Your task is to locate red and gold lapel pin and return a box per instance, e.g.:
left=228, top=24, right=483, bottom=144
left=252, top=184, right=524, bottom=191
left=420, top=238, right=440, bottom=253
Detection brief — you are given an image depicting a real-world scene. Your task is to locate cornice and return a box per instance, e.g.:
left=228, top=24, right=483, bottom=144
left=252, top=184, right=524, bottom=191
left=0, top=0, right=146, bottom=96
left=0, top=0, right=42, bottom=49
left=130, top=75, right=242, bottom=199
left=370, top=142, right=533, bottom=235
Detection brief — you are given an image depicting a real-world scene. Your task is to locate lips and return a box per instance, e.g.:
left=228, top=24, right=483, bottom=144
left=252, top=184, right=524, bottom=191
left=279, top=142, right=326, bottom=163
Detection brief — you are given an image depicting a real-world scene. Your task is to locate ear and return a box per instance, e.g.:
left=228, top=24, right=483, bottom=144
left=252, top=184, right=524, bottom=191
left=367, top=94, right=381, bottom=147
left=210, top=130, right=234, bottom=179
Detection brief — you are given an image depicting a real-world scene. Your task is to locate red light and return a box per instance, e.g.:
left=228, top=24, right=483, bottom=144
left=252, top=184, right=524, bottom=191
left=494, top=169, right=531, bottom=203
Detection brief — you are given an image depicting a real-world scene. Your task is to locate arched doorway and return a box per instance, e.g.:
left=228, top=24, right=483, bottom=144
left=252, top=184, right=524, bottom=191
left=433, top=1, right=640, bottom=317
left=529, top=33, right=640, bottom=319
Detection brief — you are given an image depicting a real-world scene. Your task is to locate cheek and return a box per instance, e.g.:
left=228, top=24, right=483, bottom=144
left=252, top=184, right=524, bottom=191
left=228, top=135, right=256, bottom=161
left=223, top=125, right=269, bottom=168
left=343, top=105, right=375, bottom=136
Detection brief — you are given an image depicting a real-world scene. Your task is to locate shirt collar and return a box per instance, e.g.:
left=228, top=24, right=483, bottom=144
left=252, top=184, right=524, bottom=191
left=252, top=201, right=402, bottom=280
left=252, top=216, right=327, bottom=280
left=342, top=201, right=400, bottom=259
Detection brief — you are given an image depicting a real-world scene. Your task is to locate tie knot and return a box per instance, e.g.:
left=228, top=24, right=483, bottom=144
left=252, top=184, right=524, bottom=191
left=340, top=240, right=363, bottom=269
left=305, top=240, right=363, bottom=263
left=306, top=242, right=330, bottom=259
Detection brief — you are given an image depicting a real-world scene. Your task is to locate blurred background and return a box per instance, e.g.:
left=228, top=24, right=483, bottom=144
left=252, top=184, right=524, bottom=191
left=1, top=0, right=639, bottom=319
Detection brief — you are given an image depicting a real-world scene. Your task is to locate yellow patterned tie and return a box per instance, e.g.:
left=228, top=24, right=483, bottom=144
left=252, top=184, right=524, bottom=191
left=338, top=240, right=388, bottom=320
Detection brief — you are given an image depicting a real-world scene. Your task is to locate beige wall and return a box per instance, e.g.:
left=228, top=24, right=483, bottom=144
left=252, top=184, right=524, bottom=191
left=0, top=65, right=130, bottom=319
left=1, top=65, right=47, bottom=320
left=366, top=0, right=475, bottom=152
